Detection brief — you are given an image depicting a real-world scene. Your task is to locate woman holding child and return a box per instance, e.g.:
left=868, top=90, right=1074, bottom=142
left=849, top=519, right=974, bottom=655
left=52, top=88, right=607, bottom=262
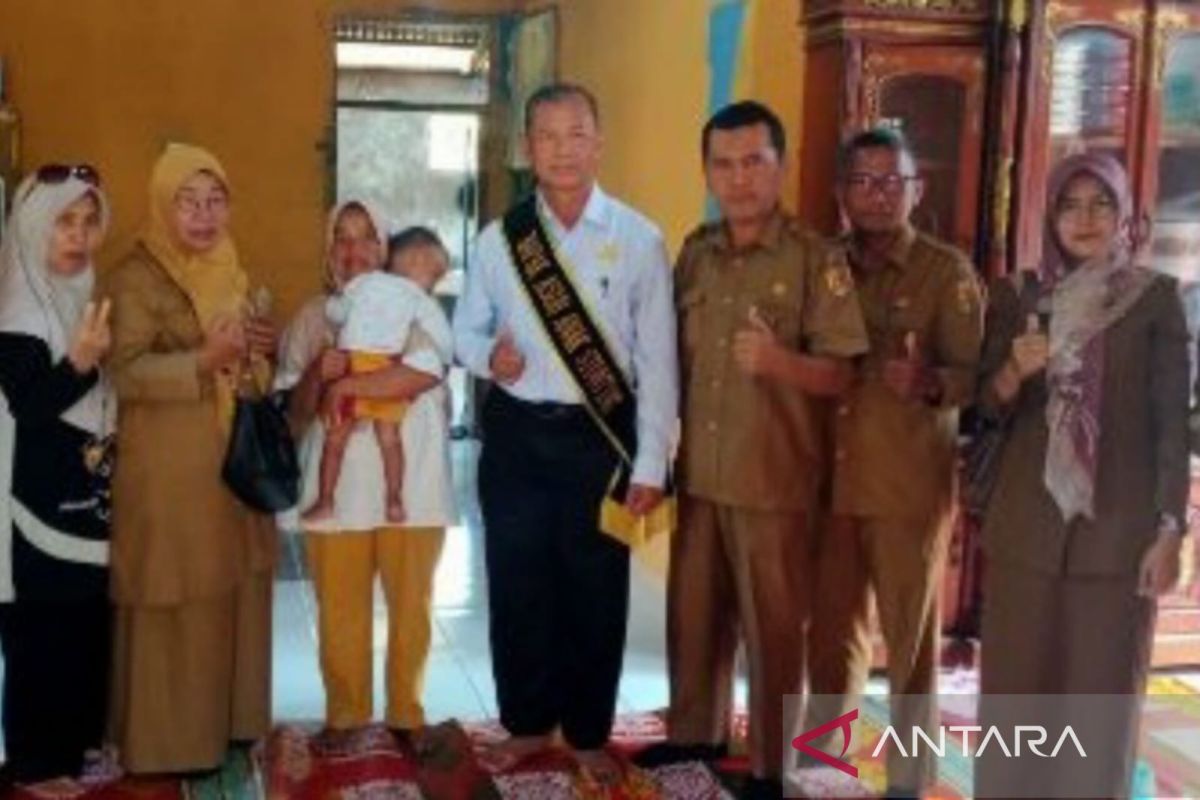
left=276, top=200, right=454, bottom=737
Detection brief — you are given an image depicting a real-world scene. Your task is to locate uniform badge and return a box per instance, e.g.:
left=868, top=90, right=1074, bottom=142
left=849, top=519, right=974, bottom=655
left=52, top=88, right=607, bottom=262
left=597, top=241, right=620, bottom=266
left=771, top=281, right=788, bottom=298
left=956, top=278, right=977, bottom=314
left=825, top=264, right=853, bottom=298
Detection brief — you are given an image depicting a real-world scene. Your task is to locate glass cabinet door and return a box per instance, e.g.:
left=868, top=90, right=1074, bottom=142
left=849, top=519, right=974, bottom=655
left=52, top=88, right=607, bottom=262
left=861, top=45, right=986, bottom=258
left=1048, top=27, right=1136, bottom=167
left=877, top=75, right=967, bottom=248
left=1151, top=34, right=1200, bottom=285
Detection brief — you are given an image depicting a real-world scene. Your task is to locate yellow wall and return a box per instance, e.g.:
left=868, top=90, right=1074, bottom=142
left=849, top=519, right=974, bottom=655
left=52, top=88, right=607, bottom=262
left=555, top=0, right=710, bottom=254
left=742, top=0, right=805, bottom=207
left=0, top=0, right=806, bottom=313
left=556, top=0, right=805, bottom=255
left=0, top=0, right=521, bottom=320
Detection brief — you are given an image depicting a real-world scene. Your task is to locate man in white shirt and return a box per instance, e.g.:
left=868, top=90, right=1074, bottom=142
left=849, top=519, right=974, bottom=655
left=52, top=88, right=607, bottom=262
left=453, top=83, right=677, bottom=778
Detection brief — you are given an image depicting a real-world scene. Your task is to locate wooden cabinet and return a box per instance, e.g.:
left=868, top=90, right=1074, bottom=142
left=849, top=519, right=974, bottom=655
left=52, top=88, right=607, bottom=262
left=1011, top=1, right=1200, bottom=278
left=798, top=0, right=1200, bottom=666
left=1149, top=14, right=1200, bottom=286
left=799, top=0, right=993, bottom=265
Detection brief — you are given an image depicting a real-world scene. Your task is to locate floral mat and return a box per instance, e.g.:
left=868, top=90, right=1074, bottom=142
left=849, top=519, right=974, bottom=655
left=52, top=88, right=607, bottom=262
left=7, top=673, right=1198, bottom=799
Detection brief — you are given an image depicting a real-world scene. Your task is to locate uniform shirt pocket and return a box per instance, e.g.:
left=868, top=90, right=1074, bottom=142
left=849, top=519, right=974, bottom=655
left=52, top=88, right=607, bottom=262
left=752, top=294, right=802, bottom=348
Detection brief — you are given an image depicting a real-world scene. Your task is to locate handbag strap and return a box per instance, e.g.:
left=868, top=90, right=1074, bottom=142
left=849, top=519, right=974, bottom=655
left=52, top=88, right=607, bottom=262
left=231, top=354, right=272, bottom=400
left=1015, top=269, right=1042, bottom=323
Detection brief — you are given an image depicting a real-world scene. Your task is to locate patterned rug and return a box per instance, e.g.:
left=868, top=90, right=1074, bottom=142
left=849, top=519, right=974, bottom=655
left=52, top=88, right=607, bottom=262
left=8, top=674, right=1198, bottom=799
left=8, top=715, right=735, bottom=800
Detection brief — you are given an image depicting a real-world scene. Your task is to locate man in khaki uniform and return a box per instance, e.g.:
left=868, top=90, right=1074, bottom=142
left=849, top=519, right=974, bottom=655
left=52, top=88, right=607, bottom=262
left=654, top=101, right=868, bottom=800
left=807, top=128, right=983, bottom=798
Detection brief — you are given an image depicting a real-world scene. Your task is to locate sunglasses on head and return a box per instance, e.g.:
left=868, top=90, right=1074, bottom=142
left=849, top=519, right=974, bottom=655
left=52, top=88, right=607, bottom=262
left=34, top=163, right=102, bottom=187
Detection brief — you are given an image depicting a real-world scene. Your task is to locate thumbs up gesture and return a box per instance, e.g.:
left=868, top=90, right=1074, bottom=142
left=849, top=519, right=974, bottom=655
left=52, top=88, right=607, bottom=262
left=489, top=327, right=526, bottom=385
left=882, top=330, right=932, bottom=402
left=1009, top=313, right=1049, bottom=381
left=733, top=306, right=781, bottom=377
left=68, top=298, right=112, bottom=374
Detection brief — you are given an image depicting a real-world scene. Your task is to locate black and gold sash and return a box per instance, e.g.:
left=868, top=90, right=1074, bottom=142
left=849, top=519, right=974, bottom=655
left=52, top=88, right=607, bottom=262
left=501, top=196, right=673, bottom=546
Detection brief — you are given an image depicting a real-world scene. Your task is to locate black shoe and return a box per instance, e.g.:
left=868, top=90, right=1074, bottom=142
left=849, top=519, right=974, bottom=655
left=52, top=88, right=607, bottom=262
left=741, top=776, right=784, bottom=800
left=0, top=763, right=15, bottom=795
left=389, top=727, right=415, bottom=752
left=632, top=741, right=729, bottom=768
left=694, top=742, right=729, bottom=762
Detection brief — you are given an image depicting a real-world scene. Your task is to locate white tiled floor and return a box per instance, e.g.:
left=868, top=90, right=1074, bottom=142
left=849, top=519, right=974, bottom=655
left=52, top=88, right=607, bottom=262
left=8, top=443, right=1200, bottom=765
left=272, top=443, right=1200, bottom=727
left=271, top=440, right=682, bottom=725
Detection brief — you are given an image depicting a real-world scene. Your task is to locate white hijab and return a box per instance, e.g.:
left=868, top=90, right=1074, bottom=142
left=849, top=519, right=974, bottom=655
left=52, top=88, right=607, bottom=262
left=0, top=175, right=114, bottom=435
left=0, top=175, right=114, bottom=602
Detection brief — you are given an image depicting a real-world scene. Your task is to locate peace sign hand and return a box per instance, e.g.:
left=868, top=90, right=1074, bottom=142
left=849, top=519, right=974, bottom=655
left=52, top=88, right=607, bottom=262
left=68, top=299, right=112, bottom=374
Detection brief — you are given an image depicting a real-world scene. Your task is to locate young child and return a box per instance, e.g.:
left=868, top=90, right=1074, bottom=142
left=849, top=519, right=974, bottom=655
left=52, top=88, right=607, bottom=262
left=303, top=226, right=452, bottom=524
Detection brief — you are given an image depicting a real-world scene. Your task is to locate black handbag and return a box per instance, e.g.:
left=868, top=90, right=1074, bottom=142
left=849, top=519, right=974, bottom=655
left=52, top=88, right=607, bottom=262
left=222, top=389, right=300, bottom=513
left=962, top=411, right=1008, bottom=518
left=962, top=271, right=1042, bottom=517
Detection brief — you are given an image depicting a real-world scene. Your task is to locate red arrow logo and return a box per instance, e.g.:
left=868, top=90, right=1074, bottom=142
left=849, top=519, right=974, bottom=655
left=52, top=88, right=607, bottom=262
left=791, top=708, right=859, bottom=778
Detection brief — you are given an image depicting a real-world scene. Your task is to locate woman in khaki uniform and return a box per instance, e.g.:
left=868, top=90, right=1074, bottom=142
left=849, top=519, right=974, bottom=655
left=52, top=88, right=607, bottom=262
left=106, top=144, right=277, bottom=773
left=976, top=153, right=1189, bottom=798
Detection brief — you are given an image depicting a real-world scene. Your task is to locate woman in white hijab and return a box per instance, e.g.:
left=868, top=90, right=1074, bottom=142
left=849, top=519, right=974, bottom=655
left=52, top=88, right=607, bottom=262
left=276, top=201, right=454, bottom=736
left=0, top=165, right=115, bottom=784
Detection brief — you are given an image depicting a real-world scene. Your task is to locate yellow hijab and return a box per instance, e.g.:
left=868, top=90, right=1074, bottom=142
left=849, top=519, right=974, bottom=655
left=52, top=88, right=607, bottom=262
left=141, top=143, right=248, bottom=330
left=141, top=144, right=255, bottom=435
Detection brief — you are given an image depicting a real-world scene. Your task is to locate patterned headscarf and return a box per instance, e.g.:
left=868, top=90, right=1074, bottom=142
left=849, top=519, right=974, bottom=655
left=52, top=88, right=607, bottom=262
left=1042, top=153, right=1154, bottom=522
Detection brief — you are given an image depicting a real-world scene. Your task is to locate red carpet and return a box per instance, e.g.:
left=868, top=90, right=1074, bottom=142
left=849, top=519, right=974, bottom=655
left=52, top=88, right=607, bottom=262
left=12, top=677, right=1199, bottom=798
left=6, top=714, right=737, bottom=799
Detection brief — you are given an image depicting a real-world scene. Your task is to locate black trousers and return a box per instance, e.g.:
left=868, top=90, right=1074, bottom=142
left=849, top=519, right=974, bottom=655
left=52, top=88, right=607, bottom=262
left=0, top=597, right=111, bottom=782
left=479, top=389, right=630, bottom=750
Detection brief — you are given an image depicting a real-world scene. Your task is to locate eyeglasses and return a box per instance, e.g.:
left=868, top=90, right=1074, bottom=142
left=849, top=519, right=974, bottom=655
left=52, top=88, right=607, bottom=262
left=34, top=163, right=102, bottom=187
left=1056, top=197, right=1118, bottom=221
left=844, top=172, right=918, bottom=196
left=174, top=191, right=230, bottom=218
